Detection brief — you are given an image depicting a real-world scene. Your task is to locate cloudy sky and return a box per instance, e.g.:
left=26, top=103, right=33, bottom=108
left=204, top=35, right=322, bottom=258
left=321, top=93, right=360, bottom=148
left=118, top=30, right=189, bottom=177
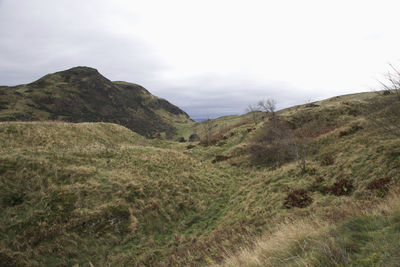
left=1, top=0, right=400, bottom=119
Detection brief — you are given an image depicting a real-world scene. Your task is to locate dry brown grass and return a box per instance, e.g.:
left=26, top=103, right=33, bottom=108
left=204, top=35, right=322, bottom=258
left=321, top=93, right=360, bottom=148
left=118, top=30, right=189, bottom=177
left=215, top=190, right=400, bottom=267
left=1, top=91, right=400, bottom=266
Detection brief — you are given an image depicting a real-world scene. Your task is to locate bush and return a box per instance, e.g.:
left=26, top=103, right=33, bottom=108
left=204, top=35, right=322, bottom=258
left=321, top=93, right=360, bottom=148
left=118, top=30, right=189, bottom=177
left=249, top=120, right=294, bottom=166
left=314, top=178, right=354, bottom=196
left=188, top=133, right=200, bottom=142
left=283, top=189, right=312, bottom=209
left=364, top=65, right=400, bottom=138
left=329, top=178, right=354, bottom=196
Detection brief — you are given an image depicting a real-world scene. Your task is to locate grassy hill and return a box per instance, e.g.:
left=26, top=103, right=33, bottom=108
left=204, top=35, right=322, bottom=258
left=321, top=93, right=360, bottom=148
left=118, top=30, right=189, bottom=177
left=1, top=91, right=400, bottom=266
left=0, top=67, right=192, bottom=138
left=176, top=91, right=378, bottom=142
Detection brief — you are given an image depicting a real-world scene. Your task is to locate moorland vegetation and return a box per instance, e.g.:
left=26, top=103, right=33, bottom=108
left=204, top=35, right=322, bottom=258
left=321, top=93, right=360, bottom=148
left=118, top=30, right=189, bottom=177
left=1, top=67, right=400, bottom=266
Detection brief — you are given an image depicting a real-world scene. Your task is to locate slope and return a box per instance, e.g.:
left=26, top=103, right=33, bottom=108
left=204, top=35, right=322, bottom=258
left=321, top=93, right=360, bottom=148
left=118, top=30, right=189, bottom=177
left=1, top=90, right=400, bottom=266
left=0, top=67, right=192, bottom=138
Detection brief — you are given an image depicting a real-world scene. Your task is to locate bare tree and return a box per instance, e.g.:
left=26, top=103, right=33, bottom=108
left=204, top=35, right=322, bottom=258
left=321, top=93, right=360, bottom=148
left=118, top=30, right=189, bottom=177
left=289, top=115, right=318, bottom=173
left=246, top=104, right=262, bottom=125
left=367, top=64, right=400, bottom=137
left=201, top=118, right=213, bottom=145
left=258, top=98, right=277, bottom=120
left=249, top=118, right=293, bottom=166
left=379, top=63, right=400, bottom=94
left=250, top=101, right=321, bottom=173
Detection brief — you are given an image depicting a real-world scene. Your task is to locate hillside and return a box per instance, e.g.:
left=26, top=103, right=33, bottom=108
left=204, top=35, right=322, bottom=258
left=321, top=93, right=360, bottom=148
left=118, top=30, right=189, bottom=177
left=1, top=91, right=400, bottom=266
left=0, top=67, right=191, bottom=138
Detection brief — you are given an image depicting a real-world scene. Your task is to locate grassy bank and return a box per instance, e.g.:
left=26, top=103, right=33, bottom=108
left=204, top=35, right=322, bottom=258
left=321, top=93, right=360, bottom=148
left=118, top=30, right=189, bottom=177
left=1, top=91, right=399, bottom=266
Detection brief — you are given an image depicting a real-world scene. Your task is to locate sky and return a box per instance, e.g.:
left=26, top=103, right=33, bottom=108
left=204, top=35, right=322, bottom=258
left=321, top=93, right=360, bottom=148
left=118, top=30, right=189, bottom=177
left=1, top=0, right=400, bottom=119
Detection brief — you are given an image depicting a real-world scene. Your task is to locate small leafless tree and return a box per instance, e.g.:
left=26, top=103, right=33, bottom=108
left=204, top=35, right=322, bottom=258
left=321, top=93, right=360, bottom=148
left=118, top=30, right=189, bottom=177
left=379, top=64, right=400, bottom=94
left=201, top=118, right=213, bottom=145
left=249, top=118, right=293, bottom=166
left=258, top=98, right=277, bottom=120
left=289, top=115, right=319, bottom=173
left=367, top=64, right=400, bottom=137
left=246, top=104, right=262, bottom=125
left=250, top=101, right=321, bottom=173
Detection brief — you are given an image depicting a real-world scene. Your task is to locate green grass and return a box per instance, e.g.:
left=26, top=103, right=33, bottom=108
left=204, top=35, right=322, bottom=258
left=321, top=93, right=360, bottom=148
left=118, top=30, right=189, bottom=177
left=0, top=67, right=191, bottom=138
left=0, top=122, right=235, bottom=266
left=1, top=91, right=400, bottom=266
left=217, top=191, right=400, bottom=267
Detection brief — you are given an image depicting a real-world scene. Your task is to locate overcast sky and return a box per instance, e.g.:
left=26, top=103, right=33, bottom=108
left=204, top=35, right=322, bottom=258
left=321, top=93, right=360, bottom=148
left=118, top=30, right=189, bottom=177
left=1, top=0, right=400, bottom=119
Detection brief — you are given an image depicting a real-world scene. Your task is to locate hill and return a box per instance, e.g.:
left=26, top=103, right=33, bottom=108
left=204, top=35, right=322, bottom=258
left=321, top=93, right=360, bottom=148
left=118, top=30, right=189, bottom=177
left=0, top=67, right=191, bottom=138
left=0, top=90, right=400, bottom=266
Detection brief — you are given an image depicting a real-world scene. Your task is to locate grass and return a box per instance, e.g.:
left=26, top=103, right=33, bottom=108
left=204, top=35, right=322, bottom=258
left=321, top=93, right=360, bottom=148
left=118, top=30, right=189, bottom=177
left=1, top=91, right=400, bottom=266
left=217, top=191, right=400, bottom=267
left=175, top=111, right=258, bottom=142
left=0, top=122, right=235, bottom=266
left=0, top=67, right=191, bottom=138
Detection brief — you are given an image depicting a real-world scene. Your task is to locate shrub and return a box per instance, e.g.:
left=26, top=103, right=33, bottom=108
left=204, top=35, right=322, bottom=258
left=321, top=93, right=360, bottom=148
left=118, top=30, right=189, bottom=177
left=283, top=189, right=312, bottom=208
left=188, top=133, right=200, bottom=142
left=365, top=70, right=400, bottom=138
left=249, top=120, right=294, bottom=166
left=330, top=178, right=354, bottom=196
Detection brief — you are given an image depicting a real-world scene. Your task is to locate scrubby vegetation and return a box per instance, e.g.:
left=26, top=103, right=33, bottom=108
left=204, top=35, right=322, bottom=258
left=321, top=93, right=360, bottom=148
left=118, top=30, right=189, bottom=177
left=1, top=87, right=400, bottom=266
left=0, top=67, right=192, bottom=138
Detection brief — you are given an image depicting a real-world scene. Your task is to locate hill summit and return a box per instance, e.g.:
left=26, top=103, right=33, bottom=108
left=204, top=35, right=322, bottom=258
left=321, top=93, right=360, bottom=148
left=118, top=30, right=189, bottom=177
left=0, top=67, right=191, bottom=137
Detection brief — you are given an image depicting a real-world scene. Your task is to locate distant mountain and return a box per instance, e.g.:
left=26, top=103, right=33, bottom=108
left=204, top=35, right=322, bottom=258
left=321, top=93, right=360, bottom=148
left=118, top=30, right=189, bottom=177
left=0, top=66, right=192, bottom=137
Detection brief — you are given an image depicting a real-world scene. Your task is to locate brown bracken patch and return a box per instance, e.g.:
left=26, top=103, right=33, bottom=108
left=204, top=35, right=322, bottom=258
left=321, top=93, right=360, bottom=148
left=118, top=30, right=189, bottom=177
left=329, top=178, right=354, bottom=196
left=283, top=189, right=312, bottom=209
left=367, top=177, right=391, bottom=197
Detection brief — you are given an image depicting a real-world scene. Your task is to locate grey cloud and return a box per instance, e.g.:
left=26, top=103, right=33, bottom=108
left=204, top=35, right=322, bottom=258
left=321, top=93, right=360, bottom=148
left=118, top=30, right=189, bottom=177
left=0, top=0, right=337, bottom=120
left=147, top=75, right=321, bottom=119
left=0, top=0, right=165, bottom=85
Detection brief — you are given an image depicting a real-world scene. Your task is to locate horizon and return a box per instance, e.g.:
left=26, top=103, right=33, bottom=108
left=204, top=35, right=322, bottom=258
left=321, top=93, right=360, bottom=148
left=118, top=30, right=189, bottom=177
left=1, top=64, right=370, bottom=121
left=1, top=0, right=400, bottom=118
